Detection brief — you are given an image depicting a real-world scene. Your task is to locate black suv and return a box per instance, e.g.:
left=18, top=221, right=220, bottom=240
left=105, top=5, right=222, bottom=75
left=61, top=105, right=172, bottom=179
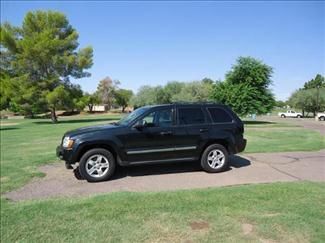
left=57, top=103, right=246, bottom=182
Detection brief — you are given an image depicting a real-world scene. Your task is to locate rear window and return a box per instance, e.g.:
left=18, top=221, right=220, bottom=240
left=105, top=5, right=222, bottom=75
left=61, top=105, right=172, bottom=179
left=208, top=108, right=233, bottom=123
left=178, top=108, right=205, bottom=125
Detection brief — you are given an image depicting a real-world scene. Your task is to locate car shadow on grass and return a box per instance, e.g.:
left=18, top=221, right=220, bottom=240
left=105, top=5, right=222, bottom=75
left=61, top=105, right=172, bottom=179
left=108, top=155, right=251, bottom=180
left=0, top=127, right=20, bottom=131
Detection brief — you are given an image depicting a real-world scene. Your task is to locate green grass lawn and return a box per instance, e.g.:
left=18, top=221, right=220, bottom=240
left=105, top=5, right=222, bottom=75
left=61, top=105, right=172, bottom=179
left=244, top=121, right=324, bottom=153
left=1, top=115, right=325, bottom=242
left=0, top=116, right=324, bottom=193
left=1, top=182, right=324, bottom=242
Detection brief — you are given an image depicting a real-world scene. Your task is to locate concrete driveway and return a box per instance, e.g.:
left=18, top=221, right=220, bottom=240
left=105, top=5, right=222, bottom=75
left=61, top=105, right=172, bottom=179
left=6, top=149, right=325, bottom=201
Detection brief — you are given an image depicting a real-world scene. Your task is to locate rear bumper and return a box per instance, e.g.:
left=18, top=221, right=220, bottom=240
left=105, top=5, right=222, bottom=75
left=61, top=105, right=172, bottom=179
left=236, top=138, right=247, bottom=153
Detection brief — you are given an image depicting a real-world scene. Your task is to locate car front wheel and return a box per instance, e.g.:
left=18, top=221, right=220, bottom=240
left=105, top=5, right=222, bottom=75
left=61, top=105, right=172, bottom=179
left=281, top=114, right=286, bottom=118
left=201, top=144, right=229, bottom=173
left=319, top=116, right=325, bottom=121
left=79, top=148, right=116, bottom=182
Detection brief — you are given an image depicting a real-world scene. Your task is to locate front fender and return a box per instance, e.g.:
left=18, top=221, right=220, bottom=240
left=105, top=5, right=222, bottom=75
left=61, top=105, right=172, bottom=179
left=73, top=135, right=124, bottom=163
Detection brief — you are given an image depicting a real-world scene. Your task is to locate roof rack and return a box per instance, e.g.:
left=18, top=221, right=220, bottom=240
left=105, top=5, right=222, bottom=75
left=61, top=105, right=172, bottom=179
left=171, top=101, right=220, bottom=105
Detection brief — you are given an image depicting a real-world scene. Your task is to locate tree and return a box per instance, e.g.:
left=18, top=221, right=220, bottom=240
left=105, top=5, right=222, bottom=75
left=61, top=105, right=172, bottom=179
left=114, top=89, right=133, bottom=112
left=288, top=74, right=325, bottom=116
left=96, top=77, right=120, bottom=109
left=201, top=77, right=214, bottom=85
left=303, top=74, right=325, bottom=90
left=81, top=93, right=100, bottom=113
left=163, top=81, right=186, bottom=103
left=211, top=57, right=275, bottom=116
left=130, top=85, right=158, bottom=107
left=275, top=100, right=287, bottom=108
left=288, top=88, right=325, bottom=116
left=65, top=84, right=84, bottom=112
left=46, top=85, right=69, bottom=122
left=0, top=11, right=93, bottom=122
left=131, top=80, right=214, bottom=107
left=171, top=81, right=213, bottom=102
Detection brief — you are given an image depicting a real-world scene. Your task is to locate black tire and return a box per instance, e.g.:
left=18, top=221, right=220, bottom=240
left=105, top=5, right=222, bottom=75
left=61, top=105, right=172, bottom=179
left=201, top=144, right=229, bottom=173
left=79, top=148, right=116, bottom=182
left=297, top=115, right=302, bottom=118
left=281, top=114, right=286, bottom=118
left=73, top=168, right=84, bottom=180
left=319, top=116, right=325, bottom=121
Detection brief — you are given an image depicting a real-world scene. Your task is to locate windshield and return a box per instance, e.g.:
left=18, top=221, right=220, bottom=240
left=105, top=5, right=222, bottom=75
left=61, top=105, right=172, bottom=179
left=117, top=107, right=149, bottom=126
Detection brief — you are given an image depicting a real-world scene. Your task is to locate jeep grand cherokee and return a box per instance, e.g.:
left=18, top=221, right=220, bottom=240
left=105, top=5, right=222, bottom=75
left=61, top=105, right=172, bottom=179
left=57, top=103, right=247, bottom=182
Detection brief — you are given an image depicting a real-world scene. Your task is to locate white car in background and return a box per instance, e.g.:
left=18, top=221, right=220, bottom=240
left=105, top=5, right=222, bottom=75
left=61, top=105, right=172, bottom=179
left=278, top=110, right=303, bottom=118
left=316, top=112, right=325, bottom=121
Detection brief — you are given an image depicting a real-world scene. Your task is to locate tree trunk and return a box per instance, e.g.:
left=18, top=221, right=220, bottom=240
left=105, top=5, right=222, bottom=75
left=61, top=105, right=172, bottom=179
left=51, top=108, right=58, bottom=123
left=107, top=100, right=111, bottom=111
left=88, top=104, right=93, bottom=113
left=302, top=109, right=305, bottom=117
left=122, top=106, right=125, bottom=113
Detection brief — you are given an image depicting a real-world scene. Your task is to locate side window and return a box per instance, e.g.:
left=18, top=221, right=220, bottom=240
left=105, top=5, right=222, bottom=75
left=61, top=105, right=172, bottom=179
left=157, top=109, right=173, bottom=127
left=138, top=109, right=173, bottom=127
left=178, top=108, right=205, bottom=125
left=208, top=108, right=233, bottom=123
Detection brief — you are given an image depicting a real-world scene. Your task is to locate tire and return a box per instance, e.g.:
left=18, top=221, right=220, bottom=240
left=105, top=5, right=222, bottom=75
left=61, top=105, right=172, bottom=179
left=297, top=115, right=302, bottom=118
left=281, top=114, right=286, bottom=118
left=201, top=144, right=229, bottom=173
left=73, top=168, right=84, bottom=180
left=79, top=148, right=116, bottom=182
left=319, top=116, right=325, bottom=121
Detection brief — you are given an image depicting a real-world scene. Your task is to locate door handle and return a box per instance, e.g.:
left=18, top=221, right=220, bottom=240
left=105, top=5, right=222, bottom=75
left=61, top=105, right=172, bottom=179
left=160, top=131, right=173, bottom=136
left=199, top=128, right=209, bottom=133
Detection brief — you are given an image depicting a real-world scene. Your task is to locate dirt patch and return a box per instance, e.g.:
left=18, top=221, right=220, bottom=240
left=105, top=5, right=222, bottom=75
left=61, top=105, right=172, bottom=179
left=4, top=150, right=325, bottom=201
left=263, top=213, right=281, bottom=217
left=189, top=221, right=209, bottom=230
left=259, top=239, right=277, bottom=243
left=242, top=223, right=253, bottom=235
left=0, top=123, right=19, bottom=126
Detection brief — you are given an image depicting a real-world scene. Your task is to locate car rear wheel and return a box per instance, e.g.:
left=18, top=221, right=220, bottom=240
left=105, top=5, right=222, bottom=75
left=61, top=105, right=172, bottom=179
left=281, top=114, right=286, bottom=118
left=297, top=115, right=302, bottom=118
left=201, top=144, right=229, bottom=173
left=320, top=116, right=325, bottom=121
left=79, top=148, right=116, bottom=182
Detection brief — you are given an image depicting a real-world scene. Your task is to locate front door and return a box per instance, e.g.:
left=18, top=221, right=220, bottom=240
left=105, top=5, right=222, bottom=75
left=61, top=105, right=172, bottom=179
left=124, top=107, right=179, bottom=163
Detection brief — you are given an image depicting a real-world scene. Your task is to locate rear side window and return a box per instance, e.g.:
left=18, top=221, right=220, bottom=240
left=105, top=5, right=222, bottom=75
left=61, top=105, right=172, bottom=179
left=208, top=108, right=233, bottom=123
left=178, top=108, right=205, bottom=125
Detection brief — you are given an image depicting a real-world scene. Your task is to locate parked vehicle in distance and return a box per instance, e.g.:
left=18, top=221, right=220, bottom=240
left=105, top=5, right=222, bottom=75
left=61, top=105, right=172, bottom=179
left=278, top=110, right=303, bottom=118
left=57, top=103, right=247, bottom=182
left=316, top=112, right=325, bottom=121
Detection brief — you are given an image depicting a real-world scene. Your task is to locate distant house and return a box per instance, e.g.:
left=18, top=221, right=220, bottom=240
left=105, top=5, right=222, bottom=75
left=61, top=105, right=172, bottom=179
left=84, top=105, right=109, bottom=112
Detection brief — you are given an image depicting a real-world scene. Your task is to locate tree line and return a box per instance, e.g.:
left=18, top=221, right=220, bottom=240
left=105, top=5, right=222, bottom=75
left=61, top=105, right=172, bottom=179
left=2, top=10, right=322, bottom=123
left=1, top=10, right=277, bottom=123
left=131, top=56, right=276, bottom=117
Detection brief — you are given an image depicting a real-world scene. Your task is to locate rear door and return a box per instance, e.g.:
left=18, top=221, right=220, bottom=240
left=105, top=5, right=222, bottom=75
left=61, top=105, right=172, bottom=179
left=174, top=106, right=210, bottom=159
left=206, top=106, right=238, bottom=138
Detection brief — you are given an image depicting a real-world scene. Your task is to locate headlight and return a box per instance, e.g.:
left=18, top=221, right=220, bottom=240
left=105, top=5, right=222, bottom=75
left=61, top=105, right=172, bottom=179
left=62, top=137, right=74, bottom=149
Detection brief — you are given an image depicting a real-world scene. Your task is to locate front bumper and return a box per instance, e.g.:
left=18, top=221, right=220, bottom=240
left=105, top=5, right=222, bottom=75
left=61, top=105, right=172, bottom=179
left=56, top=146, right=64, bottom=159
left=56, top=146, right=76, bottom=168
